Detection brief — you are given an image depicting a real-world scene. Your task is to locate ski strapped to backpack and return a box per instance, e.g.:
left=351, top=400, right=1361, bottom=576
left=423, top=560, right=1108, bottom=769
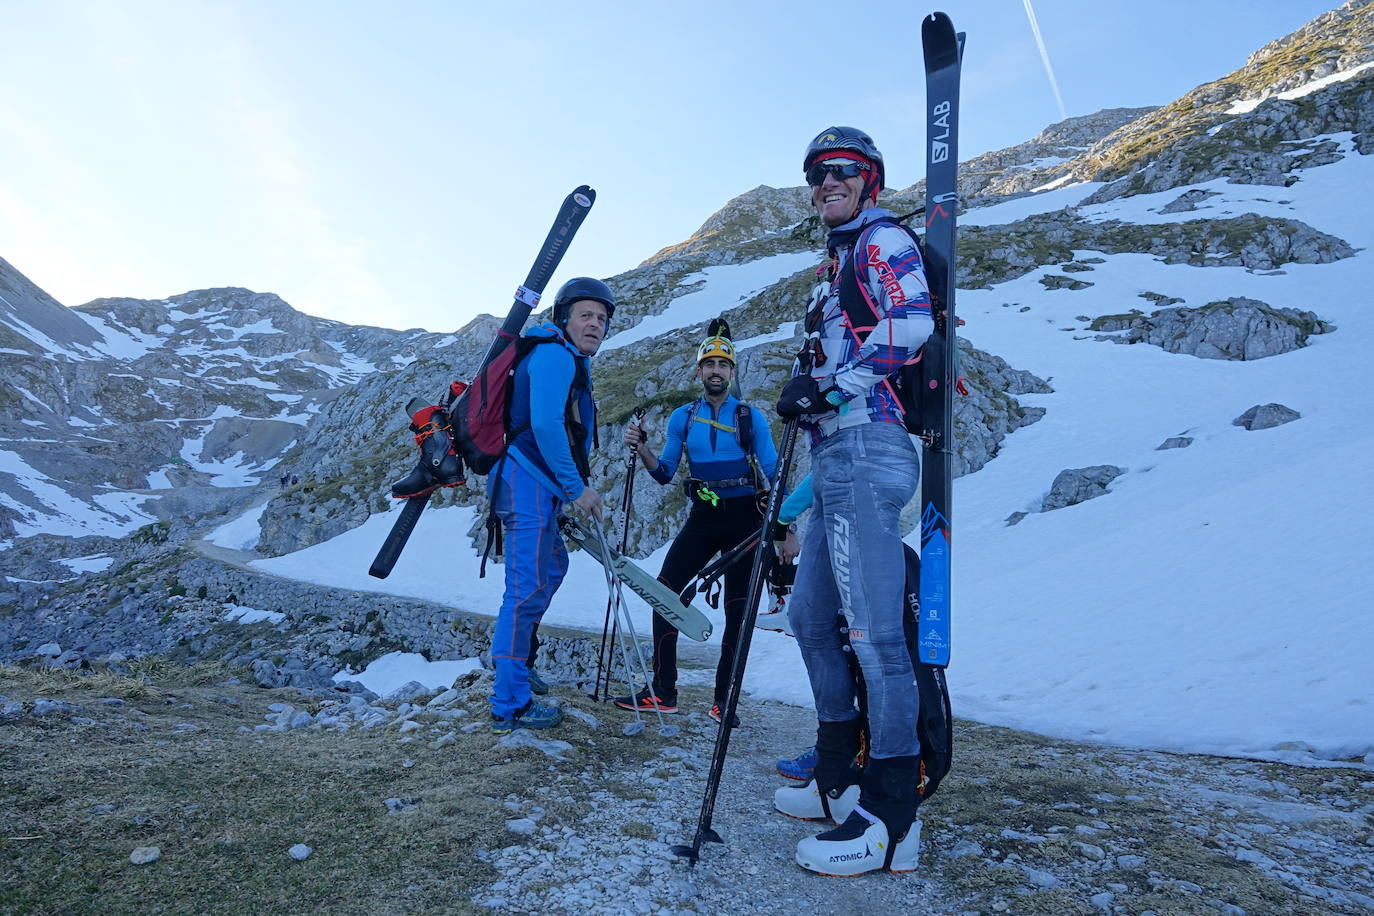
left=917, top=12, right=964, bottom=668
left=368, top=186, right=596, bottom=580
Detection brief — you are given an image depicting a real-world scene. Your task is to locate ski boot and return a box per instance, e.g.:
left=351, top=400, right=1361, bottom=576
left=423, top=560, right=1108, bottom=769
left=774, top=718, right=861, bottom=823
left=795, top=755, right=921, bottom=876
left=391, top=406, right=465, bottom=498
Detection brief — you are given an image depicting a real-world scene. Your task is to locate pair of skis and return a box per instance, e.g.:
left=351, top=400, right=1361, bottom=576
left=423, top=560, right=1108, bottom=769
left=674, top=10, right=963, bottom=865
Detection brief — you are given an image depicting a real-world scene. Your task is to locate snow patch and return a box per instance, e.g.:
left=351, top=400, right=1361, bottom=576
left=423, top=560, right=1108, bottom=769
left=334, top=651, right=483, bottom=697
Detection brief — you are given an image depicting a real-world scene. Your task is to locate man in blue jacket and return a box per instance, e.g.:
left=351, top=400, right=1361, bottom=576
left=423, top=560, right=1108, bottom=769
left=489, top=277, right=613, bottom=734
left=614, top=327, right=779, bottom=725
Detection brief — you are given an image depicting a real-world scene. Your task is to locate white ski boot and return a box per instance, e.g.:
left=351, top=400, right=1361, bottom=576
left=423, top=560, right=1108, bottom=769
left=795, top=807, right=921, bottom=876
left=773, top=779, right=859, bottom=823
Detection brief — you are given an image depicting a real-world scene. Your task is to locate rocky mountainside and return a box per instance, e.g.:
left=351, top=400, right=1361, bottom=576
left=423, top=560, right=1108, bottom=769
left=1, top=1, right=1369, bottom=684
left=0, top=265, right=467, bottom=543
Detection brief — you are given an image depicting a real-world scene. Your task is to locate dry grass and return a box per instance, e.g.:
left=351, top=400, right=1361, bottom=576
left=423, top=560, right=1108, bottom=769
left=0, top=662, right=664, bottom=916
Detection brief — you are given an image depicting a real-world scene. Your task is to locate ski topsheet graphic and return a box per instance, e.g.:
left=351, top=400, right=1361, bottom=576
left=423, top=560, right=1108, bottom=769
left=917, top=12, right=962, bottom=669
left=559, top=517, right=713, bottom=643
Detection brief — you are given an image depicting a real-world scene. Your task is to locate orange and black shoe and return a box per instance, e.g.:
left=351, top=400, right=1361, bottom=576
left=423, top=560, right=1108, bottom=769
left=709, top=703, right=741, bottom=728
left=613, top=688, right=677, bottom=713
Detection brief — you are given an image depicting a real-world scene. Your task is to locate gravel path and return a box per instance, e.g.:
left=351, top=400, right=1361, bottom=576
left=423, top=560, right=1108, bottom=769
left=466, top=678, right=1374, bottom=915
left=474, top=692, right=954, bottom=915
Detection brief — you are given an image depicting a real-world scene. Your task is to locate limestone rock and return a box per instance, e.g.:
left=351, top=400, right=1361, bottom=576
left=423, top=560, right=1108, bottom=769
left=1234, top=403, right=1301, bottom=430
left=1091, top=298, right=1331, bottom=360
left=1043, top=466, right=1125, bottom=512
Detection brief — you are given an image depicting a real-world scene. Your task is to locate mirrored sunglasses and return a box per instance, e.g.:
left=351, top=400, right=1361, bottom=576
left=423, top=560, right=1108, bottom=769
left=805, top=160, right=870, bottom=186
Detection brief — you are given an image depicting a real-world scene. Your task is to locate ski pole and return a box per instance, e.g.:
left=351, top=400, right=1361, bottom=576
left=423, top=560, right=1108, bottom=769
left=677, top=531, right=762, bottom=607
left=592, top=407, right=645, bottom=701
left=583, top=508, right=645, bottom=734
left=671, top=414, right=801, bottom=865
left=590, top=518, right=678, bottom=739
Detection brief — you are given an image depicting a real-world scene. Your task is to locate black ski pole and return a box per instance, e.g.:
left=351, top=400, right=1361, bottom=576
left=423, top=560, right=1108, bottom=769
left=591, top=407, right=645, bottom=701
left=369, top=186, right=596, bottom=579
left=671, top=413, right=801, bottom=865
left=677, top=532, right=762, bottom=606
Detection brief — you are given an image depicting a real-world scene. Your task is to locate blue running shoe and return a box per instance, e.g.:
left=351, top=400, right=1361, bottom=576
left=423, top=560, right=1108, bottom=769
left=777, top=745, right=817, bottom=781
left=528, top=667, right=549, bottom=696
left=491, top=700, right=563, bottom=735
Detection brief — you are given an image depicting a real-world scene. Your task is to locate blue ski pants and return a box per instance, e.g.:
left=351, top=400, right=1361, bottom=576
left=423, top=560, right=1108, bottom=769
left=489, top=459, right=568, bottom=717
left=788, top=422, right=922, bottom=759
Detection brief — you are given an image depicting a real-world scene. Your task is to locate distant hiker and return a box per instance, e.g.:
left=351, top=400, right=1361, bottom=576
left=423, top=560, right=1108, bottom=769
left=291, top=474, right=299, bottom=485
left=488, top=277, right=614, bottom=735
left=772, top=127, right=934, bottom=875
left=614, top=320, right=779, bottom=725
left=279, top=475, right=288, bottom=488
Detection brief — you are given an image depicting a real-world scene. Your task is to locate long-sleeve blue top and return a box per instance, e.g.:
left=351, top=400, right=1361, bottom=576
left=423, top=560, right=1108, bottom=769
left=648, top=395, right=778, bottom=499
left=777, top=474, right=814, bottom=526
left=506, top=322, right=595, bottom=502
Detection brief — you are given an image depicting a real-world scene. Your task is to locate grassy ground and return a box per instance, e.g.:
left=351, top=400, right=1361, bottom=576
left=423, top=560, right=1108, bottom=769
left=0, top=661, right=668, bottom=916
left=4, top=660, right=1371, bottom=915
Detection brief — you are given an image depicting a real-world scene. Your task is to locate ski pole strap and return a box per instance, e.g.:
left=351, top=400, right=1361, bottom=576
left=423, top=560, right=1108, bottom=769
left=514, top=285, right=541, bottom=308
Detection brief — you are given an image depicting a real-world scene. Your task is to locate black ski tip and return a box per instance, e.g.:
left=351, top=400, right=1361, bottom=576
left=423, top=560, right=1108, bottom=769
left=922, top=12, right=959, bottom=69
left=366, top=563, right=392, bottom=580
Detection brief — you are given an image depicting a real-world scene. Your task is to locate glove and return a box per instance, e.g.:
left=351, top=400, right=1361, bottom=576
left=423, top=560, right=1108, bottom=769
left=776, top=376, right=842, bottom=418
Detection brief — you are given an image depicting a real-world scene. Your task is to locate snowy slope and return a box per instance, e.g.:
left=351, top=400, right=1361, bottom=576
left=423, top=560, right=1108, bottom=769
left=235, top=130, right=1374, bottom=766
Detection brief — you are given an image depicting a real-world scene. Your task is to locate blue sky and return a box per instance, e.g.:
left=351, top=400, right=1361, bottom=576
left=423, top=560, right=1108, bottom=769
left=0, top=1, right=1342, bottom=332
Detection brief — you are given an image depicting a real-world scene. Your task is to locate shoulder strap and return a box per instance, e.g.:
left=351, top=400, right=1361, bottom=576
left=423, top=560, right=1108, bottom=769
left=844, top=217, right=919, bottom=330
left=734, top=402, right=753, bottom=455
left=682, top=399, right=700, bottom=438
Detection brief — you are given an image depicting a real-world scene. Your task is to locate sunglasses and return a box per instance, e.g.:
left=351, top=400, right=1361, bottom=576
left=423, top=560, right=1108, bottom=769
left=805, top=161, right=870, bottom=186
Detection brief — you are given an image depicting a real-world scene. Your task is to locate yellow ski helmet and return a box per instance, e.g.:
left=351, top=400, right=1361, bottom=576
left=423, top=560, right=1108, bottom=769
left=697, top=317, right=736, bottom=365
left=696, top=335, right=735, bottom=365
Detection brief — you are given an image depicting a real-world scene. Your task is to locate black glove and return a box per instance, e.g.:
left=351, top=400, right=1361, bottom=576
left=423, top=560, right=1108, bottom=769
left=776, top=376, right=839, bottom=418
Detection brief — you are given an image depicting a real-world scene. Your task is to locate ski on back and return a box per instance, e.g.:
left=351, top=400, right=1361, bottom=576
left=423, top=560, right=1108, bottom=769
left=917, top=12, right=962, bottom=668
left=367, top=186, right=596, bottom=580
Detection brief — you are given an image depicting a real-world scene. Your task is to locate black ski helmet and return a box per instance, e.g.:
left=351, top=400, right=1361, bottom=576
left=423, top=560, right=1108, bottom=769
left=804, top=126, right=885, bottom=202
left=552, top=277, right=616, bottom=327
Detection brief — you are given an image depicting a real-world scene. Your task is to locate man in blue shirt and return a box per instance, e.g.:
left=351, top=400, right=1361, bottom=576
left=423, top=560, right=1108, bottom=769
left=489, top=277, right=613, bottom=734
left=614, top=328, right=779, bottom=725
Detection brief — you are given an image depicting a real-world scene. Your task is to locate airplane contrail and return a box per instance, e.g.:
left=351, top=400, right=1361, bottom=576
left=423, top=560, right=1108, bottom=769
left=1023, top=0, right=1069, bottom=121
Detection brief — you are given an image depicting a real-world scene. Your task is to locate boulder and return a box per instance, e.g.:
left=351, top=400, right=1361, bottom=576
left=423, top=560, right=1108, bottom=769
left=1233, top=403, right=1301, bottom=430
left=1043, top=466, right=1125, bottom=512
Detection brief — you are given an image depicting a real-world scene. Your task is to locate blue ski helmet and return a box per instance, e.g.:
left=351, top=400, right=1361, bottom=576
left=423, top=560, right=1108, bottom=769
left=552, top=277, right=616, bottom=327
